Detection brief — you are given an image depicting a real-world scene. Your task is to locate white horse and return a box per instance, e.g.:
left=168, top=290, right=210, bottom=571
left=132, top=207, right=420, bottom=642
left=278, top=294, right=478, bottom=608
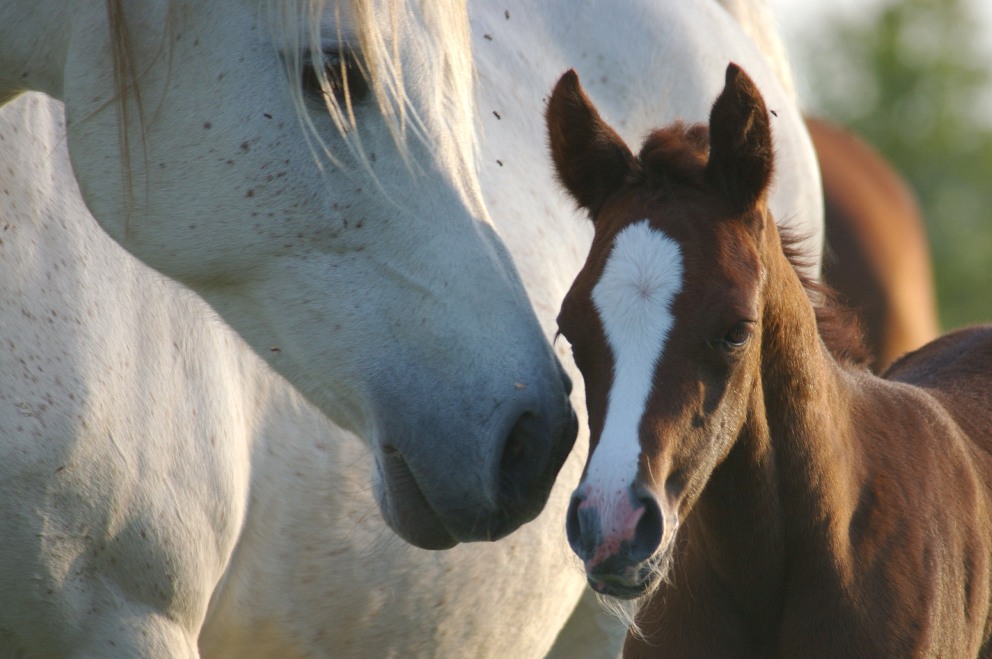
left=0, top=0, right=821, bottom=656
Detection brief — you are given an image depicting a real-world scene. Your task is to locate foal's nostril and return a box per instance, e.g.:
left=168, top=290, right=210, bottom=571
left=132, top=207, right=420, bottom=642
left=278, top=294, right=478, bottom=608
left=630, top=492, right=664, bottom=563
left=566, top=488, right=663, bottom=567
left=565, top=488, right=603, bottom=561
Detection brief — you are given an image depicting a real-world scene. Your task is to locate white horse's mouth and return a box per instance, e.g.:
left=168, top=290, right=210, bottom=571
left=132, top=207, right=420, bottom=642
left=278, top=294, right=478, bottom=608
left=371, top=399, right=577, bottom=549
left=374, top=444, right=533, bottom=548
left=373, top=440, right=552, bottom=549
left=373, top=447, right=460, bottom=549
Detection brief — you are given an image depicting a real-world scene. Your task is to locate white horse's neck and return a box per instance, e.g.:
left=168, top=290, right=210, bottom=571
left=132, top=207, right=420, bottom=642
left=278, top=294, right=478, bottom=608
left=716, top=0, right=798, bottom=101
left=471, top=0, right=821, bottom=279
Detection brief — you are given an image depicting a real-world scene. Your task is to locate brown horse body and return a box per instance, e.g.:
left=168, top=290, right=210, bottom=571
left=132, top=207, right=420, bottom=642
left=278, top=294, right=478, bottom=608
left=547, top=65, right=992, bottom=656
left=812, top=117, right=941, bottom=372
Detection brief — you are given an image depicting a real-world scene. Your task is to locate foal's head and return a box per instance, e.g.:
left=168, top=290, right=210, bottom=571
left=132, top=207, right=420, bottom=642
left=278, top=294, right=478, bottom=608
left=547, top=64, right=775, bottom=598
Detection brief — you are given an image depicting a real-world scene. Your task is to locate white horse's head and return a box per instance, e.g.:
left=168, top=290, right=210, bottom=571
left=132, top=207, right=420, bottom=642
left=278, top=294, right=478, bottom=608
left=37, top=0, right=576, bottom=548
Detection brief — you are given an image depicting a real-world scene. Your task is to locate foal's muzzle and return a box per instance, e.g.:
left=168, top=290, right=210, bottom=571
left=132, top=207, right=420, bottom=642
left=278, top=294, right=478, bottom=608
left=566, top=482, right=672, bottom=598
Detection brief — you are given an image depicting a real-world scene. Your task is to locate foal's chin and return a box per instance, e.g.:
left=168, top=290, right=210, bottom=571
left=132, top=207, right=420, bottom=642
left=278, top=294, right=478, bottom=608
left=589, top=576, right=654, bottom=600
left=587, top=543, right=675, bottom=601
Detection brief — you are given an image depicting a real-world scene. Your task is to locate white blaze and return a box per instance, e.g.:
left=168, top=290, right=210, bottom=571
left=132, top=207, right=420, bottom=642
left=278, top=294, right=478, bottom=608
left=586, top=220, right=683, bottom=501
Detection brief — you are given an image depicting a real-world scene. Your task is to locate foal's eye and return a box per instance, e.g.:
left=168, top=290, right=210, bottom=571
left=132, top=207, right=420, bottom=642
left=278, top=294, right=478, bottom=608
left=301, top=49, right=370, bottom=104
left=713, top=322, right=752, bottom=351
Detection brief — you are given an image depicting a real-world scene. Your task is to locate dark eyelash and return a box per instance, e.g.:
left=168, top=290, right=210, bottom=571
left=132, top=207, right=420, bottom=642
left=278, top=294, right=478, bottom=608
left=301, top=49, right=370, bottom=104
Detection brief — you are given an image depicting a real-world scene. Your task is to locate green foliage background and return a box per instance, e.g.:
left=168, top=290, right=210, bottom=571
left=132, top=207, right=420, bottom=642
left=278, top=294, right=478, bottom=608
left=793, top=0, right=992, bottom=329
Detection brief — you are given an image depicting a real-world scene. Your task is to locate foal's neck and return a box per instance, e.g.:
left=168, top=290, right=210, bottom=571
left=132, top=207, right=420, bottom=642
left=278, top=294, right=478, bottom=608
left=691, top=225, right=863, bottom=632
left=724, top=226, right=861, bottom=540
left=757, top=229, right=861, bottom=536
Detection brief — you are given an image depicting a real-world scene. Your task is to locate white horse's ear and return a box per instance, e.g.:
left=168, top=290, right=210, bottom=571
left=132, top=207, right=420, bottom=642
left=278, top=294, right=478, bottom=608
left=546, top=69, right=636, bottom=219
left=705, top=63, right=774, bottom=216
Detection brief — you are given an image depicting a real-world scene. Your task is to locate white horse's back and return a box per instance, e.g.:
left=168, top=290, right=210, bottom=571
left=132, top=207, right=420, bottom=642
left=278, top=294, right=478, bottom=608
left=0, top=1, right=817, bottom=656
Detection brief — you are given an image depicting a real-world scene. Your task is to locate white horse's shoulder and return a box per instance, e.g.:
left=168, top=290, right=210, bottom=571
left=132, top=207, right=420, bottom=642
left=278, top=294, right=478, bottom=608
left=0, top=94, right=249, bottom=656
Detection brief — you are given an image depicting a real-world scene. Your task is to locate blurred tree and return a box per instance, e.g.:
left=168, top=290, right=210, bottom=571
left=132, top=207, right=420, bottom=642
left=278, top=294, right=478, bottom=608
left=798, top=0, right=992, bottom=329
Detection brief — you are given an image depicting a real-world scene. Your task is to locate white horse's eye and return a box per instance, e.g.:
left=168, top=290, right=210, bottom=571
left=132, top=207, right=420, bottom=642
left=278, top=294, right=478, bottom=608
left=302, top=49, right=370, bottom=104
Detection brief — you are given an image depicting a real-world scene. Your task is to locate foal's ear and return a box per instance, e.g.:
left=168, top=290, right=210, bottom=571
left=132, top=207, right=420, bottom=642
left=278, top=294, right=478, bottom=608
left=705, top=63, right=774, bottom=214
left=546, top=70, right=636, bottom=218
